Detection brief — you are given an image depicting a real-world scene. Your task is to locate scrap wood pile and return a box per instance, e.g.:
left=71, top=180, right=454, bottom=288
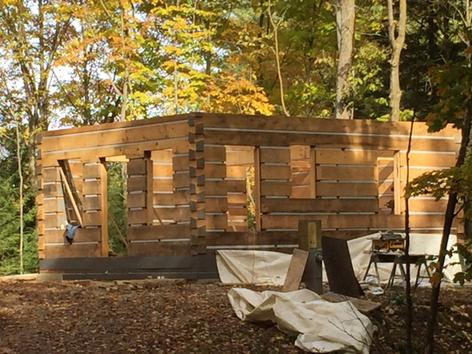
left=0, top=279, right=471, bottom=354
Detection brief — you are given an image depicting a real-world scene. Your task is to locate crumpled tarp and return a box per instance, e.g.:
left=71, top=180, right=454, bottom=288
left=217, top=233, right=461, bottom=285
left=228, top=287, right=373, bottom=353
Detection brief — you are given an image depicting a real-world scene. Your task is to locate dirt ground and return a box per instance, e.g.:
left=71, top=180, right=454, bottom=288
left=0, top=279, right=471, bottom=354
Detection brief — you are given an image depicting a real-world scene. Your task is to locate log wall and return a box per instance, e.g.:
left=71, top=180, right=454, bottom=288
left=37, top=113, right=461, bottom=260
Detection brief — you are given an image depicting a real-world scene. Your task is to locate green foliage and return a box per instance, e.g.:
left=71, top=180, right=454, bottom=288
left=107, top=163, right=128, bottom=256
left=407, top=153, right=472, bottom=218
left=453, top=239, right=472, bottom=285
left=0, top=128, right=37, bottom=275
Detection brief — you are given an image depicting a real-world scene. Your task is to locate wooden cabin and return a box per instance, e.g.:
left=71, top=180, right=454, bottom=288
left=36, top=113, right=461, bottom=277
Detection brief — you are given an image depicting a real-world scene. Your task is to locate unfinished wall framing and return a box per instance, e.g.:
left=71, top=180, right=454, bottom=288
left=36, top=113, right=462, bottom=267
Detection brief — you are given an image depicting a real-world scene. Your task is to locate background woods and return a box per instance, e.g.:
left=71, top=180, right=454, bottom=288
left=0, top=1, right=471, bottom=352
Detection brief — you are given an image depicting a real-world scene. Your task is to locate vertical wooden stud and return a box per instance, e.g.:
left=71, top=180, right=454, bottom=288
left=254, top=146, right=261, bottom=232
left=99, top=158, right=109, bottom=257
left=309, top=146, right=317, bottom=198
left=393, top=151, right=402, bottom=215
left=145, top=152, right=154, bottom=225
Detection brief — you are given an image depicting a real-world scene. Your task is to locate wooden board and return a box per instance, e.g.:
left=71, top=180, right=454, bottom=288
left=202, top=113, right=459, bottom=138
left=322, top=292, right=381, bottom=314
left=316, top=182, right=378, bottom=197
left=44, top=228, right=101, bottom=243
left=261, top=198, right=378, bottom=213
left=261, top=214, right=451, bottom=230
left=317, top=166, right=376, bottom=181
left=127, top=241, right=192, bottom=256
left=127, top=224, right=190, bottom=241
left=44, top=243, right=101, bottom=258
left=204, top=131, right=458, bottom=152
left=283, top=249, right=309, bottom=292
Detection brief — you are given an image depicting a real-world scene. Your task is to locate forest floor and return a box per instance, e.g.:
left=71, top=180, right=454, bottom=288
left=0, top=279, right=471, bottom=354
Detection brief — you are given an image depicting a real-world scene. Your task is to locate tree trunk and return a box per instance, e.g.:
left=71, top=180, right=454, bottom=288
left=424, top=101, right=472, bottom=354
left=387, top=0, right=407, bottom=121
left=335, top=0, right=355, bottom=119
left=404, top=118, right=414, bottom=354
left=15, top=121, right=24, bottom=274
left=268, top=0, right=289, bottom=117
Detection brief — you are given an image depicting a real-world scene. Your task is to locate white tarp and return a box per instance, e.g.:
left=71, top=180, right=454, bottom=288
left=228, top=288, right=373, bottom=353
left=217, top=233, right=462, bottom=285
left=348, top=232, right=461, bottom=284
left=216, top=249, right=291, bottom=285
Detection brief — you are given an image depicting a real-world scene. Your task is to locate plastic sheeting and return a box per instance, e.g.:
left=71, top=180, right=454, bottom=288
left=228, top=288, right=373, bottom=353
left=217, top=233, right=462, bottom=285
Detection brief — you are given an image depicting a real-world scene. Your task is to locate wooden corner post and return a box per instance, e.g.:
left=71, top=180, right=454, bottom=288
left=189, top=116, right=206, bottom=255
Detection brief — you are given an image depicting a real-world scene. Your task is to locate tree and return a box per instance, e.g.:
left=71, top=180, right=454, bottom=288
left=0, top=0, right=73, bottom=137
left=267, top=0, right=289, bottom=116
left=335, top=0, right=355, bottom=119
left=387, top=0, right=407, bottom=121
left=405, top=2, right=471, bottom=351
